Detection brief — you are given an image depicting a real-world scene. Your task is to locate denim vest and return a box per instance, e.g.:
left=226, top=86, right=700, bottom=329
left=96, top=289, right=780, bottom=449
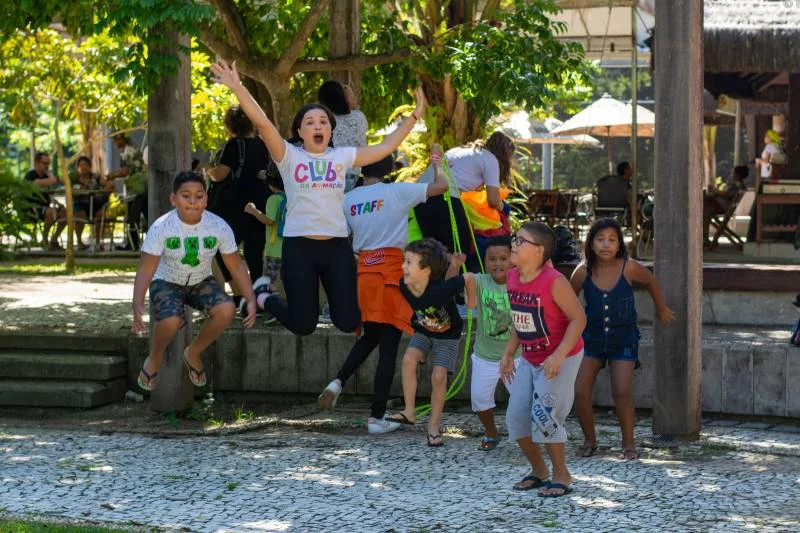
left=582, top=261, right=640, bottom=353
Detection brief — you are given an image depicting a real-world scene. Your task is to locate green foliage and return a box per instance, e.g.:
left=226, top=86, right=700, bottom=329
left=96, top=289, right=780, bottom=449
left=190, top=45, right=235, bottom=151
left=0, top=166, right=39, bottom=246
left=437, top=0, right=593, bottom=123
left=5, top=1, right=213, bottom=97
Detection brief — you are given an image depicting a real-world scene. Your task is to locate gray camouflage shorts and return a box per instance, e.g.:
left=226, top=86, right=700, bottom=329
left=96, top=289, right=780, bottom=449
left=149, top=276, right=232, bottom=323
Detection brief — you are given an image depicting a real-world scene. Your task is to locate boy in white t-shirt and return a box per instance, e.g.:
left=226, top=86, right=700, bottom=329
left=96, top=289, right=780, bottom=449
left=132, top=172, right=257, bottom=391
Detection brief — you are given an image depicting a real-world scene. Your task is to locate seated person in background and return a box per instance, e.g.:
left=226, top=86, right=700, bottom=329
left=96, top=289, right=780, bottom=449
left=24, top=151, right=67, bottom=249
left=72, top=156, right=112, bottom=250
left=703, top=165, right=748, bottom=245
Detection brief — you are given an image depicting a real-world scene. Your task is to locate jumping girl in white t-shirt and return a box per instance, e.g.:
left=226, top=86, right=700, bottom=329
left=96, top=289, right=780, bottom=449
left=212, top=59, right=426, bottom=335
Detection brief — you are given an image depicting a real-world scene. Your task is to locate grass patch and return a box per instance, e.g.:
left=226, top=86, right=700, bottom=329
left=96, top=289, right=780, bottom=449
left=0, top=518, right=134, bottom=532
left=232, top=404, right=254, bottom=424
left=0, top=263, right=136, bottom=276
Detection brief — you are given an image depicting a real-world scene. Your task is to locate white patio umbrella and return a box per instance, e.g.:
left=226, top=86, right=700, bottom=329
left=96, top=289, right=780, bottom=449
left=498, top=111, right=600, bottom=188
left=551, top=93, right=655, bottom=172
left=501, top=112, right=601, bottom=146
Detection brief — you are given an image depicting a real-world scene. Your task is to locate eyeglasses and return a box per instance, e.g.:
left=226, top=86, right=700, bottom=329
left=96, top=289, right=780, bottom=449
left=512, top=234, right=541, bottom=247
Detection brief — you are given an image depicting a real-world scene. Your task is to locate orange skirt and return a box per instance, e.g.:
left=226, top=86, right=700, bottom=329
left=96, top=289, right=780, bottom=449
left=357, top=248, right=413, bottom=335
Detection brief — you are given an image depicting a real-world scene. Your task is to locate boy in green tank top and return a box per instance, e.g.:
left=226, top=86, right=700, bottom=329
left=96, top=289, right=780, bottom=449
left=471, top=237, right=519, bottom=450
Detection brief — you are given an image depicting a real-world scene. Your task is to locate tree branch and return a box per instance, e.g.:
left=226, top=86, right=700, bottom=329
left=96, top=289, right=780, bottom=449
left=197, top=26, right=275, bottom=85
left=292, top=49, right=413, bottom=74
left=275, top=0, right=331, bottom=75
left=209, top=0, right=250, bottom=54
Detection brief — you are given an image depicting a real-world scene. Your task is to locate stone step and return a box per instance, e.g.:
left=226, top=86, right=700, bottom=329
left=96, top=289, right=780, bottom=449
left=0, top=353, right=127, bottom=381
left=0, top=379, right=127, bottom=408
left=0, top=333, right=127, bottom=354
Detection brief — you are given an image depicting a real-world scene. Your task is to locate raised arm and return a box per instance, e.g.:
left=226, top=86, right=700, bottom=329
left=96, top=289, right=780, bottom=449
left=211, top=59, right=286, bottom=162
left=353, top=87, right=426, bottom=168
left=426, top=144, right=450, bottom=198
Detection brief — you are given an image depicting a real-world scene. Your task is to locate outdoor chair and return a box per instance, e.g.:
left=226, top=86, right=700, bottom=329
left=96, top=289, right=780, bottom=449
left=528, top=189, right=560, bottom=226
left=594, top=174, right=630, bottom=225
left=709, top=189, right=746, bottom=250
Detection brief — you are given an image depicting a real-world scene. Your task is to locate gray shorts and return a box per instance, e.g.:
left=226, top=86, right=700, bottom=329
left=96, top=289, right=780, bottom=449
left=407, top=332, right=461, bottom=374
left=506, top=351, right=583, bottom=444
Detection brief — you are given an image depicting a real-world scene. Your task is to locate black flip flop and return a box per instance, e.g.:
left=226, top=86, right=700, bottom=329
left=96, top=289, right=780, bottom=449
left=385, top=413, right=414, bottom=425
left=513, top=474, right=547, bottom=491
left=426, top=433, right=444, bottom=447
left=538, top=481, right=574, bottom=498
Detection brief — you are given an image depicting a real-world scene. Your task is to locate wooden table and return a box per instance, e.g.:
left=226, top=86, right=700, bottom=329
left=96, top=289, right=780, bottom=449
left=755, top=193, right=800, bottom=242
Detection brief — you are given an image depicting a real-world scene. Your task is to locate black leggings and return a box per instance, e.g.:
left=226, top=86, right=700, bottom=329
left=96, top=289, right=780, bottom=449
left=265, top=237, right=360, bottom=335
left=336, top=322, right=403, bottom=419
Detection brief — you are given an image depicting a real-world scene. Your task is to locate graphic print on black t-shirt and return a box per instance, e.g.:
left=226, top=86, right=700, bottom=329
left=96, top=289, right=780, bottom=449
left=400, top=276, right=465, bottom=340
left=508, top=289, right=551, bottom=356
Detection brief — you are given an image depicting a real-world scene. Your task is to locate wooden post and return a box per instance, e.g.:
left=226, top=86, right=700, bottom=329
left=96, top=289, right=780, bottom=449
left=787, top=74, right=800, bottom=178
left=328, top=0, right=361, bottom=98
left=148, top=31, right=194, bottom=413
left=652, top=0, right=703, bottom=441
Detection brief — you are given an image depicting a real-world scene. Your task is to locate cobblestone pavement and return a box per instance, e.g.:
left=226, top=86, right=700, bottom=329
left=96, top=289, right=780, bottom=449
left=2, top=411, right=800, bottom=532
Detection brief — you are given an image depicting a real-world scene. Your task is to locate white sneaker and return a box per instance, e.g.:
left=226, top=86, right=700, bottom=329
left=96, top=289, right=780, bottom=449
left=253, top=276, right=273, bottom=310
left=368, top=416, right=401, bottom=434
left=317, top=379, right=342, bottom=411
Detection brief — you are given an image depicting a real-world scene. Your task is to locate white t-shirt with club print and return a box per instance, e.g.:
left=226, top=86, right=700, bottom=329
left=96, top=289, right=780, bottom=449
left=142, top=209, right=237, bottom=286
left=275, top=141, right=357, bottom=238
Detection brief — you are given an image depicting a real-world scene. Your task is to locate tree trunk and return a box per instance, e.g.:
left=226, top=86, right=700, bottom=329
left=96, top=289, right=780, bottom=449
left=54, top=104, right=76, bottom=273
left=147, top=31, right=194, bottom=413
left=270, top=81, right=295, bottom=139
left=652, top=0, right=703, bottom=442
left=328, top=0, right=361, bottom=100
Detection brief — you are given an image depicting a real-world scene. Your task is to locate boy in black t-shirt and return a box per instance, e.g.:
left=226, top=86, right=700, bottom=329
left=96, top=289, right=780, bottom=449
left=386, top=238, right=476, bottom=447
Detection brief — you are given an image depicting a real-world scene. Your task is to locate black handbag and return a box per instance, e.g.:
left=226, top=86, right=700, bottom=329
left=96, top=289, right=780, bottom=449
left=207, top=138, right=245, bottom=222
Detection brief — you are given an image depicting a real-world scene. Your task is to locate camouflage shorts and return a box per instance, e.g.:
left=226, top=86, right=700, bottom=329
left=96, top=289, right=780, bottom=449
left=149, top=276, right=232, bottom=323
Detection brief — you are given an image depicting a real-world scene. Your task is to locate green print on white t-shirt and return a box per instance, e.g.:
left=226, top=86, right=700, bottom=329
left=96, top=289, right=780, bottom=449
left=163, top=236, right=218, bottom=268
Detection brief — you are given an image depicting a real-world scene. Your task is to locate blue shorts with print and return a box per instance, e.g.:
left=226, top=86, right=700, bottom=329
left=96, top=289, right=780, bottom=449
left=149, top=276, right=232, bottom=324
left=584, top=344, right=640, bottom=369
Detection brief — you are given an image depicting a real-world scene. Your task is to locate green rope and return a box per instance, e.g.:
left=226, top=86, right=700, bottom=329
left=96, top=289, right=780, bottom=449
left=414, top=158, right=483, bottom=419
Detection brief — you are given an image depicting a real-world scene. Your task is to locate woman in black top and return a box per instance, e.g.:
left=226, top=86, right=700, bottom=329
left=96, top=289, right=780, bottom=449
left=207, top=106, right=272, bottom=282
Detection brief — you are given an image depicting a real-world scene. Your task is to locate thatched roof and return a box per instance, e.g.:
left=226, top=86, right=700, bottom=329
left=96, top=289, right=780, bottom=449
left=704, top=0, right=800, bottom=72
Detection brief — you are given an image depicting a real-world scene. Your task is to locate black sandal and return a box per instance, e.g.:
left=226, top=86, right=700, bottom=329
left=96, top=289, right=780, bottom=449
left=385, top=412, right=414, bottom=425
left=426, top=433, right=444, bottom=447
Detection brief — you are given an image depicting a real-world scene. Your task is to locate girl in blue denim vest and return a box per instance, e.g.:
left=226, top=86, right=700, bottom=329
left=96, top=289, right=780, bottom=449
left=569, top=219, right=675, bottom=460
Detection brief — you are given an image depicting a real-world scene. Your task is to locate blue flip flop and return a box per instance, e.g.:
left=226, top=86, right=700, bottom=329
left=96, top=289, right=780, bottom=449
left=513, top=474, right=547, bottom=491
left=478, top=436, right=501, bottom=451
left=538, top=481, right=574, bottom=498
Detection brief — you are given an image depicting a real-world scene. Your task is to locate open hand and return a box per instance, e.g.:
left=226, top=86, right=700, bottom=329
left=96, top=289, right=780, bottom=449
left=499, top=355, right=516, bottom=386
left=543, top=353, right=564, bottom=380
left=132, top=301, right=147, bottom=335
left=211, top=58, right=241, bottom=89
left=657, top=305, right=676, bottom=324
left=242, top=300, right=257, bottom=328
